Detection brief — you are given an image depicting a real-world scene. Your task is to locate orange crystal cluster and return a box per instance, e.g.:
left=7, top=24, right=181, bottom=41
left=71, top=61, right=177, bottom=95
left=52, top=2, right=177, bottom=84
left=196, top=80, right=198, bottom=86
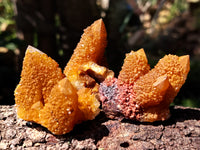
left=15, top=19, right=190, bottom=135
left=14, top=19, right=113, bottom=135
left=99, top=49, right=190, bottom=122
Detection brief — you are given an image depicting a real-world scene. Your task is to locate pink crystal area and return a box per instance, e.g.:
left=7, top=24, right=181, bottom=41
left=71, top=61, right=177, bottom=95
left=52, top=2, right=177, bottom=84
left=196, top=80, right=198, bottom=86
left=99, top=77, right=141, bottom=120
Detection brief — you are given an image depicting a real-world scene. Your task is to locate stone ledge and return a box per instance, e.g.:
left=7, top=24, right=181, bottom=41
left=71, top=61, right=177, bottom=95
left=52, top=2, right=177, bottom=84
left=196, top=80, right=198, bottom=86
left=0, top=105, right=200, bottom=149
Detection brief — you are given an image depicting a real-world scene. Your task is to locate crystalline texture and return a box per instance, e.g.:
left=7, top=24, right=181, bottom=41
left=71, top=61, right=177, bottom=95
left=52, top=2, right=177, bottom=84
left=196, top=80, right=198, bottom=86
left=99, top=49, right=190, bottom=122
left=14, top=19, right=114, bottom=135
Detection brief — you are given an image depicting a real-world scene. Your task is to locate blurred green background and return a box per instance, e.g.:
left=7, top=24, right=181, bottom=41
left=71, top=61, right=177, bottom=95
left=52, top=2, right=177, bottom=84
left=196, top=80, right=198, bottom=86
left=0, top=0, right=200, bottom=107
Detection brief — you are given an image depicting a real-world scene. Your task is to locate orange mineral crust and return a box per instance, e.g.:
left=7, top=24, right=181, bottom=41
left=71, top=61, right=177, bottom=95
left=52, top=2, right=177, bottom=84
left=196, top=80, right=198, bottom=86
left=14, top=19, right=113, bottom=135
left=64, top=19, right=113, bottom=121
left=136, top=55, right=190, bottom=122
left=14, top=46, right=64, bottom=122
left=15, top=46, right=82, bottom=135
left=118, top=48, right=150, bottom=84
left=64, top=18, right=107, bottom=88
left=39, top=78, right=79, bottom=135
left=77, top=87, right=100, bottom=120
left=14, top=18, right=191, bottom=135
left=99, top=49, right=190, bottom=122
left=76, top=61, right=114, bottom=120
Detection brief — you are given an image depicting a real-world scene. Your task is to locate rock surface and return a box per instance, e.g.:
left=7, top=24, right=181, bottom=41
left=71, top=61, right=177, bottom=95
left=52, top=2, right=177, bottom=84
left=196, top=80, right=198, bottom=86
left=0, top=105, right=200, bottom=150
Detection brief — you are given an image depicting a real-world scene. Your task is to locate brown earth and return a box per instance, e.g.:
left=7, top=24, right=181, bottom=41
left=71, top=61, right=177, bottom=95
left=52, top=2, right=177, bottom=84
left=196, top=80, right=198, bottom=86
left=0, top=105, right=200, bottom=150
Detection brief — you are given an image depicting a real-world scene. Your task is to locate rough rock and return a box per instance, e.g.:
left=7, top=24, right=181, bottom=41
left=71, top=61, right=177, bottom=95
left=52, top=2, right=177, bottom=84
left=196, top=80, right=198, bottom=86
left=0, top=105, right=200, bottom=149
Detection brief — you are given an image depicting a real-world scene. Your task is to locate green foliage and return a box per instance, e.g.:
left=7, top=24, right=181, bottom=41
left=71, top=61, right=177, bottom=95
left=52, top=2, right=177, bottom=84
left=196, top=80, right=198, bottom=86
left=167, top=0, right=188, bottom=21
left=0, top=0, right=15, bottom=30
left=173, top=97, right=200, bottom=108
left=0, top=30, right=20, bottom=51
left=0, top=0, right=23, bottom=51
left=139, top=0, right=158, bottom=6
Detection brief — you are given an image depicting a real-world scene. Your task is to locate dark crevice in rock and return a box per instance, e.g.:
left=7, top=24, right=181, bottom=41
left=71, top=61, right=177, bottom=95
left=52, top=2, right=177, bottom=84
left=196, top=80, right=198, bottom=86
left=120, top=141, right=129, bottom=148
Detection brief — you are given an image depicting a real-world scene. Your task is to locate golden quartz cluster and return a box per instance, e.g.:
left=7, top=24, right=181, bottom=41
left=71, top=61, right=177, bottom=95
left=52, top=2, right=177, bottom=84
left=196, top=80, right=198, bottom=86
left=14, top=19, right=190, bottom=135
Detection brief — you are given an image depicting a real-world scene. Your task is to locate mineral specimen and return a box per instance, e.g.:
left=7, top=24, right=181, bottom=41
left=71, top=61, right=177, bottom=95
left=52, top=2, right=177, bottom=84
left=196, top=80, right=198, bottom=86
left=14, top=19, right=113, bottom=135
left=64, top=19, right=113, bottom=120
left=38, top=77, right=79, bottom=135
left=99, top=49, right=190, bottom=122
left=14, top=46, right=65, bottom=123
left=14, top=18, right=190, bottom=136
